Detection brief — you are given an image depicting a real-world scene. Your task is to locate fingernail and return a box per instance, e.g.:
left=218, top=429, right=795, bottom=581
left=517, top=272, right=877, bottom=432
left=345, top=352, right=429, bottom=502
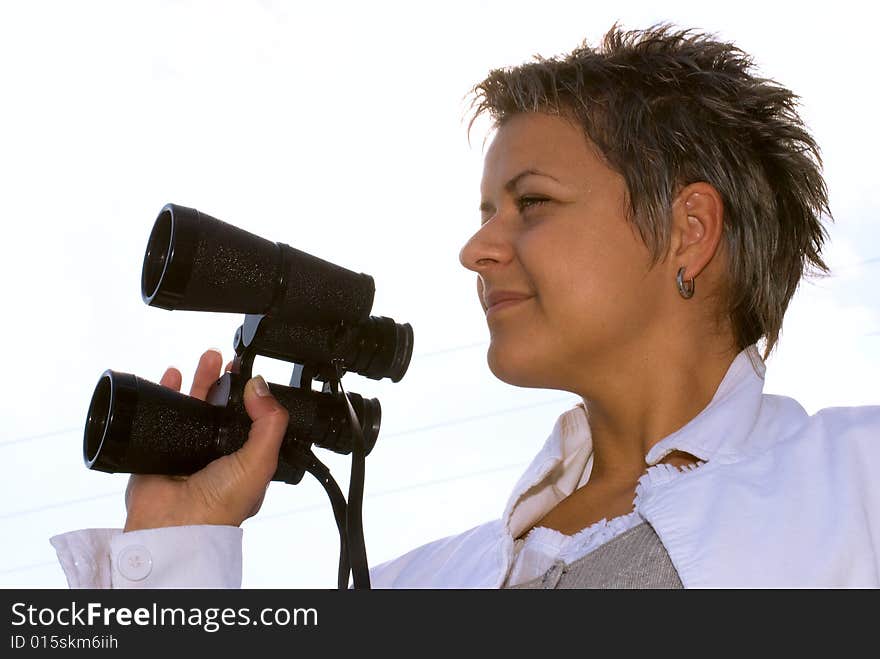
left=251, top=375, right=271, bottom=397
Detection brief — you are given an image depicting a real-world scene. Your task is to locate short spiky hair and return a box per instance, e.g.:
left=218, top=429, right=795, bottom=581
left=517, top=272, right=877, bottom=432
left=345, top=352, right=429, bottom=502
left=469, top=24, right=832, bottom=360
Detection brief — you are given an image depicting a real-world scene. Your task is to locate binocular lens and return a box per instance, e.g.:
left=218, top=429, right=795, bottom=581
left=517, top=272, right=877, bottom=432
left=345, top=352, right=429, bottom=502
left=84, top=375, right=111, bottom=467
left=141, top=209, right=172, bottom=303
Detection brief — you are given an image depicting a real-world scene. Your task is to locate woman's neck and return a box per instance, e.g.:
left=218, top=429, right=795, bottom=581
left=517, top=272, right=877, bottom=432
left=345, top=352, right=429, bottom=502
left=577, top=339, right=741, bottom=484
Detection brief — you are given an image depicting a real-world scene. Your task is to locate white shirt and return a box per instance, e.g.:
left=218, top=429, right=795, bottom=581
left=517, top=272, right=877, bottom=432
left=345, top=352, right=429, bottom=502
left=51, top=345, right=880, bottom=588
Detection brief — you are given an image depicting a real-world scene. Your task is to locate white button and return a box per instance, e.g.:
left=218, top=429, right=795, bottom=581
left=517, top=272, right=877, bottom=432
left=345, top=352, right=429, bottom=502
left=117, top=545, right=153, bottom=581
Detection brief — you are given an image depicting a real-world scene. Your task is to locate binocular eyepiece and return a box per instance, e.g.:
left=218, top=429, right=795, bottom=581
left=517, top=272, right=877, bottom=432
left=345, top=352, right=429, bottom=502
left=84, top=203, right=413, bottom=484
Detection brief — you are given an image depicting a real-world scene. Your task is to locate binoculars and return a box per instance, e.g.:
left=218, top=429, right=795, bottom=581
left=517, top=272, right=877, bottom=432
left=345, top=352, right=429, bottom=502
left=84, top=203, right=414, bottom=485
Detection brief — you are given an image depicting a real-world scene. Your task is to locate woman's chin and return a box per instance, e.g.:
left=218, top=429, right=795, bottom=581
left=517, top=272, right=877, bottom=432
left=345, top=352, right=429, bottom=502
left=486, top=345, right=545, bottom=388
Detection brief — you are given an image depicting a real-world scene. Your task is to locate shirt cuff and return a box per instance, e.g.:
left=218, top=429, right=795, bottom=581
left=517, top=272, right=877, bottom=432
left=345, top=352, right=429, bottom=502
left=50, top=525, right=243, bottom=589
left=50, top=528, right=121, bottom=588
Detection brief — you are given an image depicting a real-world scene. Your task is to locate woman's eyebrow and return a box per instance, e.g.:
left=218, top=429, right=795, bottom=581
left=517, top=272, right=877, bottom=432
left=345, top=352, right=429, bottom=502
left=504, top=169, right=562, bottom=191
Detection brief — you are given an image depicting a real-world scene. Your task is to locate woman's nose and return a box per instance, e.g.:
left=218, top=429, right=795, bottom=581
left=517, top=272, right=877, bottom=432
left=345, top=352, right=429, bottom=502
left=458, top=217, right=514, bottom=272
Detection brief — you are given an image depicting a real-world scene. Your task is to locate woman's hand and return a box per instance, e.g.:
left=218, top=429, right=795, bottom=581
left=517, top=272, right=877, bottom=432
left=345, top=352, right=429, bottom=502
left=122, top=349, right=290, bottom=532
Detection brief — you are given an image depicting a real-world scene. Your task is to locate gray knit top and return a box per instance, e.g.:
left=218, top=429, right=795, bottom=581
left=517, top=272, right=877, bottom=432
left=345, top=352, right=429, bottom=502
left=505, top=522, right=682, bottom=589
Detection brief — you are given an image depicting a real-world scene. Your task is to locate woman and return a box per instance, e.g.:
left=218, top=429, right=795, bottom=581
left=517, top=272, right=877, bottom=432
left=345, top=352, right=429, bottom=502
left=51, top=24, right=880, bottom=588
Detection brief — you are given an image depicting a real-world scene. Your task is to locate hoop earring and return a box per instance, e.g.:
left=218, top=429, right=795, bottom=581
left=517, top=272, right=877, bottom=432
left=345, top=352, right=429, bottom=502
left=677, top=266, right=695, bottom=299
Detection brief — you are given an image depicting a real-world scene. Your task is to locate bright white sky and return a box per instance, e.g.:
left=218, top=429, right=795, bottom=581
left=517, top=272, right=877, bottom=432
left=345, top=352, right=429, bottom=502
left=1, top=0, right=877, bottom=588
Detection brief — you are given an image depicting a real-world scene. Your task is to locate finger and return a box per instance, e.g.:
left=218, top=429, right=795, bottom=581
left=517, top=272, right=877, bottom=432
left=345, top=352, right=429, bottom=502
left=190, top=349, right=223, bottom=400
left=224, top=360, right=234, bottom=373
left=159, top=367, right=183, bottom=391
left=237, top=376, right=289, bottom=481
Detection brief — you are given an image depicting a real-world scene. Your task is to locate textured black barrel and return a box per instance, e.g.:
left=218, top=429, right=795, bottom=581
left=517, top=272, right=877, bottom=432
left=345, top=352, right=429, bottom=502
left=242, top=317, right=339, bottom=366
left=84, top=370, right=381, bottom=478
left=274, top=243, right=375, bottom=324
left=141, top=203, right=376, bottom=324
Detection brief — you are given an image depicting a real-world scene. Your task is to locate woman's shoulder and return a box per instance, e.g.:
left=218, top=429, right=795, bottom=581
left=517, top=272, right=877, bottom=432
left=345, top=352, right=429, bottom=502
left=749, top=393, right=880, bottom=457
left=789, top=402, right=880, bottom=455
left=809, top=402, right=880, bottom=432
left=725, top=398, right=880, bottom=486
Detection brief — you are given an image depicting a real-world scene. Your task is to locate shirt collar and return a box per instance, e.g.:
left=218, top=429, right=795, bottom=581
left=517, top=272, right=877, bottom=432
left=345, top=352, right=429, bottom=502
left=501, top=344, right=767, bottom=539
left=645, top=343, right=766, bottom=465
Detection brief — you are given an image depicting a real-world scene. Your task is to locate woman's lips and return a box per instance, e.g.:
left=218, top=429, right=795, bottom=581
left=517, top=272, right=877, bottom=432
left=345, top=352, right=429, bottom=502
left=486, top=297, right=531, bottom=316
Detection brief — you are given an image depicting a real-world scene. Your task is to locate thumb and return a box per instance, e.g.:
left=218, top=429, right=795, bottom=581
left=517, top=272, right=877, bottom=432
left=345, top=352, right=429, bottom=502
left=238, top=375, right=289, bottom=479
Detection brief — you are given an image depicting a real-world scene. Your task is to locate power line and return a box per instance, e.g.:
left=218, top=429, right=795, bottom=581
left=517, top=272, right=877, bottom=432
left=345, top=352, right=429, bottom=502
left=251, top=461, right=526, bottom=524
left=830, top=255, right=880, bottom=272
left=411, top=340, right=487, bottom=360
left=0, top=340, right=493, bottom=450
left=0, top=489, right=123, bottom=522
left=0, top=560, right=59, bottom=577
left=0, top=397, right=577, bottom=522
left=0, top=426, right=80, bottom=449
left=379, top=395, right=577, bottom=440
left=1, top=461, right=532, bottom=578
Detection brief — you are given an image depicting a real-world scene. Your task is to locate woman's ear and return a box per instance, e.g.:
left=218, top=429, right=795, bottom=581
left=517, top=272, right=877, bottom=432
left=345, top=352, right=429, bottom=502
left=669, top=182, right=725, bottom=282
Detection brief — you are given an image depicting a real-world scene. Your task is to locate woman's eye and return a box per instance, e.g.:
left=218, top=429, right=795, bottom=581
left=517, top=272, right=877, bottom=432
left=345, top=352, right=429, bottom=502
left=517, top=196, right=550, bottom=211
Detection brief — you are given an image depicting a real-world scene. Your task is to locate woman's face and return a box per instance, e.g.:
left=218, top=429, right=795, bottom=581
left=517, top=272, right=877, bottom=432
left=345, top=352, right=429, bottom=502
left=459, top=112, right=671, bottom=392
